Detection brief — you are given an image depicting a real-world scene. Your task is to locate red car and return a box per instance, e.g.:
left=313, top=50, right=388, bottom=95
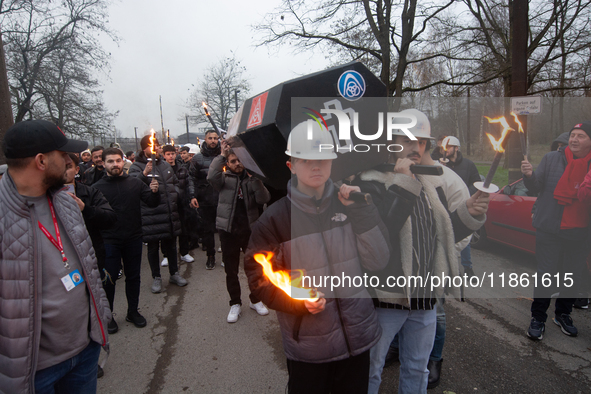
left=471, top=178, right=591, bottom=267
left=471, top=178, right=536, bottom=253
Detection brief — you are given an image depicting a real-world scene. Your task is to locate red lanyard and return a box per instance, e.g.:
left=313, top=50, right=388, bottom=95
left=38, top=196, right=69, bottom=269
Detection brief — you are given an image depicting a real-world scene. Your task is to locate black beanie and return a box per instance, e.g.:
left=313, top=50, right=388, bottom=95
left=570, top=121, right=591, bottom=139
left=140, top=135, right=160, bottom=151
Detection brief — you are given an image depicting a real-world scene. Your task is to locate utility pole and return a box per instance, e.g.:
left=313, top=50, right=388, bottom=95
left=508, top=0, right=528, bottom=183
left=134, top=127, right=139, bottom=152
left=185, top=115, right=190, bottom=144
left=159, top=95, right=165, bottom=141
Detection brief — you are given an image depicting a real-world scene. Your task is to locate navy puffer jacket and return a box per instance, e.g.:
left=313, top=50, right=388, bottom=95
left=129, top=152, right=181, bottom=241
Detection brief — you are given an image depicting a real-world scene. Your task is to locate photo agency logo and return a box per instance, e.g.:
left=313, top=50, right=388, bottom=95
left=293, top=70, right=427, bottom=154
left=302, top=102, right=420, bottom=154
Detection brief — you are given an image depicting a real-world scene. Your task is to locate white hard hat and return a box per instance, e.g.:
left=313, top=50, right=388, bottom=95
left=188, top=144, right=199, bottom=154
left=442, top=136, right=460, bottom=147
left=285, top=120, right=337, bottom=160
left=389, top=109, right=431, bottom=139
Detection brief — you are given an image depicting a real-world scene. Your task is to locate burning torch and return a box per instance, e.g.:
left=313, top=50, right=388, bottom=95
left=254, top=252, right=318, bottom=302
left=473, top=116, right=514, bottom=193
left=147, top=129, right=159, bottom=178
left=440, top=137, right=451, bottom=164
left=202, top=102, right=222, bottom=136
left=511, top=112, right=528, bottom=160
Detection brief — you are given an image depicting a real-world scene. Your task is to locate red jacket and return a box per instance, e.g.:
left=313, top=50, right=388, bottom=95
left=578, top=169, right=591, bottom=203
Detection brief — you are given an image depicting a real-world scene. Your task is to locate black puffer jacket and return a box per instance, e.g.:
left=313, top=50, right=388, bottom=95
left=446, top=151, right=481, bottom=195
left=75, top=182, right=117, bottom=270
left=172, top=157, right=190, bottom=208
left=244, top=179, right=390, bottom=363
left=129, top=152, right=181, bottom=242
left=189, top=143, right=221, bottom=206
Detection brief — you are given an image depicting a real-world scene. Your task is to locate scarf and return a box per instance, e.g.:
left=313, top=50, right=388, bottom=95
left=554, top=146, right=591, bottom=229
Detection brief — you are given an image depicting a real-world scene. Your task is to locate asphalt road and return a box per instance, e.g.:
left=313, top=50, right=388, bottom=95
left=98, top=239, right=591, bottom=393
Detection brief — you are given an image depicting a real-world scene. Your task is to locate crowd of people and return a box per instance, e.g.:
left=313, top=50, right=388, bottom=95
left=1, top=111, right=590, bottom=394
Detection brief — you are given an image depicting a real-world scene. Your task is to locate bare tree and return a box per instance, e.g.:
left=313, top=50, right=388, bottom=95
left=3, top=0, right=117, bottom=126
left=187, top=55, right=251, bottom=130
left=256, top=0, right=458, bottom=97
left=441, top=0, right=591, bottom=97
left=0, top=0, right=29, bottom=163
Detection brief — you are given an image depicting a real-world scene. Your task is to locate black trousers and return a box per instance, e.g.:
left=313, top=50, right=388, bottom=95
left=103, top=238, right=143, bottom=314
left=198, top=206, right=217, bottom=257
left=147, top=238, right=179, bottom=278
left=531, top=227, right=589, bottom=322
left=286, top=350, right=370, bottom=394
left=219, top=229, right=258, bottom=306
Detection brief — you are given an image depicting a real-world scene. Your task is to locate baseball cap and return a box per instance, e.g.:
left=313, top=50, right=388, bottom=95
left=3, top=120, right=88, bottom=159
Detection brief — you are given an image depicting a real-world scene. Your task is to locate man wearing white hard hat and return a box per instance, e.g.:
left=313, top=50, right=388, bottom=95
left=244, top=121, right=390, bottom=393
left=354, top=109, right=490, bottom=394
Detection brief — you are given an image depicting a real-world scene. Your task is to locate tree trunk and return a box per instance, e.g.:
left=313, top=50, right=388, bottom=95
left=0, top=32, right=14, bottom=164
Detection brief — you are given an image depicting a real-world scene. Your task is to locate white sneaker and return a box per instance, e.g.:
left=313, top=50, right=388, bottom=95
left=250, top=301, right=269, bottom=316
left=217, top=247, right=222, bottom=253
left=221, top=262, right=225, bottom=267
left=161, top=257, right=168, bottom=267
left=227, top=304, right=241, bottom=323
left=181, top=254, right=194, bottom=263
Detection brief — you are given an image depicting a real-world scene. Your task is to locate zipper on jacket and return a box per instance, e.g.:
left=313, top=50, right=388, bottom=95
left=316, top=198, right=353, bottom=355
left=30, top=208, right=41, bottom=381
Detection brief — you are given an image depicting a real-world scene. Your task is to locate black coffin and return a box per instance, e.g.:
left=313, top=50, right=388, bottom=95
left=226, top=61, right=388, bottom=190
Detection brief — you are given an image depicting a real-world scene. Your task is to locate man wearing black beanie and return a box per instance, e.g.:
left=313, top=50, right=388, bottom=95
left=522, top=121, right=591, bottom=340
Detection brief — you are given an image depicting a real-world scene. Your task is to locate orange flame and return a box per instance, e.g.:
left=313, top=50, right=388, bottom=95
left=484, top=116, right=514, bottom=153
left=202, top=101, right=210, bottom=115
left=441, top=136, right=451, bottom=152
left=171, top=137, right=175, bottom=146
left=149, top=129, right=156, bottom=156
left=254, top=252, right=318, bottom=301
left=510, top=111, right=524, bottom=134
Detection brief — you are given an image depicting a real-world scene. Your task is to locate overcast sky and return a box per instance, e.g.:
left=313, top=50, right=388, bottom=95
left=98, top=0, right=330, bottom=139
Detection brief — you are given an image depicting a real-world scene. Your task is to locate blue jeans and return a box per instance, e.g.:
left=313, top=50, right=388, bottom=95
left=460, top=244, right=472, bottom=269
left=34, top=341, right=100, bottom=394
left=369, top=308, right=437, bottom=394
left=430, top=301, right=446, bottom=361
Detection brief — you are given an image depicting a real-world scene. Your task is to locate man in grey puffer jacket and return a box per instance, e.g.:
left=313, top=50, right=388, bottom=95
left=208, top=140, right=271, bottom=323
left=0, top=120, right=111, bottom=394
